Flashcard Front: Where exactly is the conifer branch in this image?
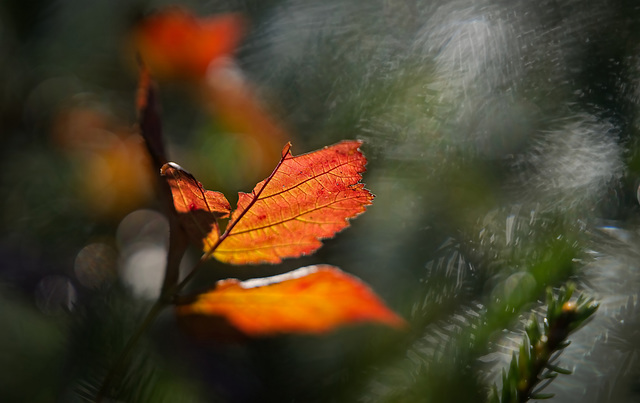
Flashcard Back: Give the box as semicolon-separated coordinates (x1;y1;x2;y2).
489;284;598;403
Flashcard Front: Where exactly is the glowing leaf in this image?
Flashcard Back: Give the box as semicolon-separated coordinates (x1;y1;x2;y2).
177;265;405;336
218;140;373;264
161;162;231;251
161;141;373;264
134;8;245;79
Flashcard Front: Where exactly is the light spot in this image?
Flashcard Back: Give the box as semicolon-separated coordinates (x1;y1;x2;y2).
74;242;117;288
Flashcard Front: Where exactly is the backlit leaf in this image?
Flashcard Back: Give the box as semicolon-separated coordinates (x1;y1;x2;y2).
133;8;245;79
177;265;406;335
161;141;373;264
161;162;231;251
219;140;373;263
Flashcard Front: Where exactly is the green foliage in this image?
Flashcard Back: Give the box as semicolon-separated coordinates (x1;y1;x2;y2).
63;285;207;402
0;286;66;402
489;285;599;403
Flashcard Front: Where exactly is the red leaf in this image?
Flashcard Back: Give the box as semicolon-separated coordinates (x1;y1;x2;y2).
177;265;406;336
133;8;245;79
214;141;373;264
161;141;374;264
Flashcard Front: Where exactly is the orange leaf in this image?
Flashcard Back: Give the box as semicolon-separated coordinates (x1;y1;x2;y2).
133;8;245;79
177;265;405;336
161;141;373;264
204;62;291;176
215;140;373;264
161;162;231;251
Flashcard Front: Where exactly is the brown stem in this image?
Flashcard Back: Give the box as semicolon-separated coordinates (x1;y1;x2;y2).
96;69;288;402
96;67;185;402
161;218;189;298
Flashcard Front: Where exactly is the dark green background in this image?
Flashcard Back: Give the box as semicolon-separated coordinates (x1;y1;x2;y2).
2;0;640;402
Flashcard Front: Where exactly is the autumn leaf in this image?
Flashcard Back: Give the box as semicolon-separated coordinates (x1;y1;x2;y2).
204;62;291;177
133;8;291;178
177;265;405;336
160;162;231;251
53;106;154;218
133;8;245;79
161;141;374;264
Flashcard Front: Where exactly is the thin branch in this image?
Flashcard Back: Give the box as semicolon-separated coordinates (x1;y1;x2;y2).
96;66;186;402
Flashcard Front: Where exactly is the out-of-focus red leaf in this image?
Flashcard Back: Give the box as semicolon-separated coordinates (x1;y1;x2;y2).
161;141;374;264
133;8;245;79
52;106;154;218
133;8;291;178
161;163;231;251
204;62;291;175
177;265;406;336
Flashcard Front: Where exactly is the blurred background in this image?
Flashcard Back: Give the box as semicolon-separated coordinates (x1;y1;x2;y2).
2;0;640;402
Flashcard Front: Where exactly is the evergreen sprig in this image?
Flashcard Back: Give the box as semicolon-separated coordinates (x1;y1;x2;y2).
490;284;599;403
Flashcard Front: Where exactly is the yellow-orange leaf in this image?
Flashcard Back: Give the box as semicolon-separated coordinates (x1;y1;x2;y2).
161;162;231;250
177;265;405;336
213;140;374;264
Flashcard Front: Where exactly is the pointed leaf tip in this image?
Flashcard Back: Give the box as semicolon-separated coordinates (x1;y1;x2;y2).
281;142;292;158
177;265;406;336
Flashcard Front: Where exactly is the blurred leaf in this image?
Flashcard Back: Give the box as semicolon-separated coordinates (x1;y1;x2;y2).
133;8;245;80
204;62;292;176
136;66;167;167
177;265;405;336
52;105;155;218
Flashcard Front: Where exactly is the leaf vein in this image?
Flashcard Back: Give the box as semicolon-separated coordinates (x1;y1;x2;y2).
227;194;370;236
258;158;362;200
